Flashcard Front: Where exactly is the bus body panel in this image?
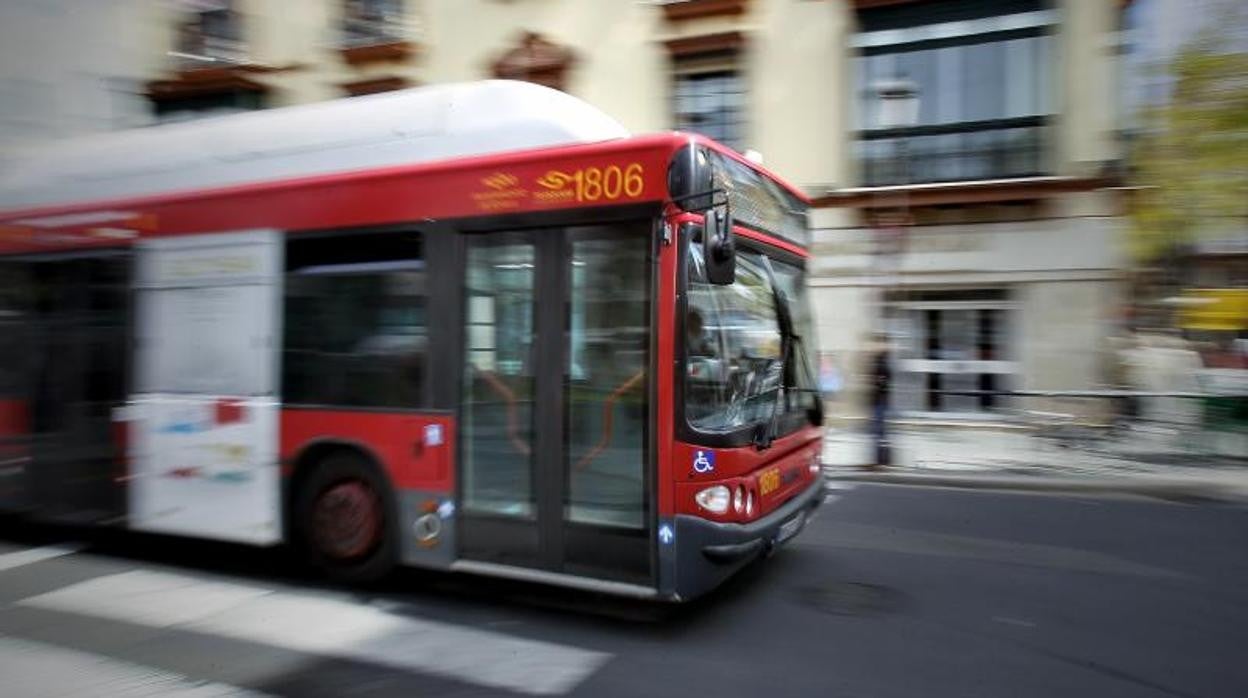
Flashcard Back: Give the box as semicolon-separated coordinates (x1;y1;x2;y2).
280;409;455;493
0;137;681;255
673;429;822;521
0;398;30;511
671;475;824;601
127;395;281;544
126;229;283;544
0;399;30;436
654;217;679;597
279;408;459;568
0;81;633;212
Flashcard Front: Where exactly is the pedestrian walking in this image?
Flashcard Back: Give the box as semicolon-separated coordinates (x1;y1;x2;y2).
867;334;891;468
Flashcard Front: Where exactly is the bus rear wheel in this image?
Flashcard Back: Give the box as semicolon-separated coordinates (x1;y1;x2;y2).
294;451;397;582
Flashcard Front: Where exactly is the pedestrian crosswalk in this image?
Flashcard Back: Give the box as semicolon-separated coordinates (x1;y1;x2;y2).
0;635;267;698
0;544;611;697
0;544;83;573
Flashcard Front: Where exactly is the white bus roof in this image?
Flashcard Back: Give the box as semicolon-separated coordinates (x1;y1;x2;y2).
0;80;630;212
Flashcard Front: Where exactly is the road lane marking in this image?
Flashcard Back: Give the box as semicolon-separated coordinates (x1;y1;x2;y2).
822;482;856;504
0;544;82;573
810;522;1191;580
992;616;1037;628
0;634;268;697
19;570;609;695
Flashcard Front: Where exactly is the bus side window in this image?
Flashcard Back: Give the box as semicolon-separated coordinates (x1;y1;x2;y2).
283;231;429;409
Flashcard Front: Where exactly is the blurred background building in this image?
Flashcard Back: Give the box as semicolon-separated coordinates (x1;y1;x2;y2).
1;0;1240;427
0;0;152;157
810;0;1125;421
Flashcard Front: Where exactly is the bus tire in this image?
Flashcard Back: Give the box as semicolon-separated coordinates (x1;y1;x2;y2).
293;449;397;583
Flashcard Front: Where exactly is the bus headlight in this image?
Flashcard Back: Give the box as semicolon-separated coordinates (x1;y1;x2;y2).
732;485;745;514
746;490;755;516
695;485;731;514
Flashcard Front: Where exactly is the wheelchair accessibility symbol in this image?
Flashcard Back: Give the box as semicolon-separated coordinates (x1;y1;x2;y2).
692;449;716;474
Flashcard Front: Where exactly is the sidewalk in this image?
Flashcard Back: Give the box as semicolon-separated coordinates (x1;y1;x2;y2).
822;422;1248;502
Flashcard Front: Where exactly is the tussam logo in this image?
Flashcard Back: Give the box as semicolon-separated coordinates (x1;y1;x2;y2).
482;173;519;190
536;170;574;190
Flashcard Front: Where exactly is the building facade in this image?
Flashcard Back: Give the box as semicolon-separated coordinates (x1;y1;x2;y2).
810;0;1127;419
0;0;153;159
2;0;1130;420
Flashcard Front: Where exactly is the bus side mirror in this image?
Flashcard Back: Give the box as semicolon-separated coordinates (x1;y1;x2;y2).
669;144;715;212
703;207;735;285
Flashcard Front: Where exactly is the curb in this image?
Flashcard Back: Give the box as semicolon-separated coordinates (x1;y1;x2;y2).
825;469;1248;503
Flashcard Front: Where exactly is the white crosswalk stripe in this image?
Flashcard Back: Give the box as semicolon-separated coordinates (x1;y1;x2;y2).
0;544;82;573
19;570;610;696
0;634;268;698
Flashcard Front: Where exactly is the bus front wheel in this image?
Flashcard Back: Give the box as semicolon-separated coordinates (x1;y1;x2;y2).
294;450;397;582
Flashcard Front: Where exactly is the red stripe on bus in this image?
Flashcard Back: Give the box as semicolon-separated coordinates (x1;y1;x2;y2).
0;137;683;253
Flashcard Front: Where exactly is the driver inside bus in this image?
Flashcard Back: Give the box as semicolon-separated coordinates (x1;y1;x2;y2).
686;307;716;358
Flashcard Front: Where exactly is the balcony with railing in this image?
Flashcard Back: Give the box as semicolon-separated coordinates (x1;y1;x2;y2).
149;2;266;121
859;116;1051;186
341;12;403;47
853;1;1056;187
338;0;415;65
657;0;750;21
170;4;247;70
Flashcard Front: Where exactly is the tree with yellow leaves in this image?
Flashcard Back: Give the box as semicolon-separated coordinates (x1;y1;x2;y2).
1128;21;1248;265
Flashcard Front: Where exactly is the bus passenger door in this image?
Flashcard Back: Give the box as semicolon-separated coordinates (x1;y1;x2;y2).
0;255;130;523
459;232;542;565
0;261;34;513
458;223;653;586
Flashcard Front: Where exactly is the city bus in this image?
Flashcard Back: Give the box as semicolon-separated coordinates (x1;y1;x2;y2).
0;81;825;601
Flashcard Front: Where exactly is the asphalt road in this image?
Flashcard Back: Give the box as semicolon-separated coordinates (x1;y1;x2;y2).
1;482;1246;698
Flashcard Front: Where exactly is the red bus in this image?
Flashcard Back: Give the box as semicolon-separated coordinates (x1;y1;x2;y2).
0;81;825;601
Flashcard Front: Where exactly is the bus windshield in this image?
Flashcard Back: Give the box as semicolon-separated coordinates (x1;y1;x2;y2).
684;241;819;435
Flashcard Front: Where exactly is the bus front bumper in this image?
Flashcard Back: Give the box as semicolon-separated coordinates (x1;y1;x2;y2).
671;475;825;600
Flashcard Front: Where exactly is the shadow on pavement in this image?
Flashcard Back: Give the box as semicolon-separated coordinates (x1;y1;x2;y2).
0;514;810;631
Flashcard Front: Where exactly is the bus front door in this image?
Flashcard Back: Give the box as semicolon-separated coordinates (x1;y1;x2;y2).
457;223;653;587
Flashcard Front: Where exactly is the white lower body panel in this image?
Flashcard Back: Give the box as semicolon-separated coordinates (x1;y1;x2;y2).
126;394;280;545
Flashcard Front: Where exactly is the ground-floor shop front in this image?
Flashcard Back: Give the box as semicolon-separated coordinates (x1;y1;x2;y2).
808;213;1125;423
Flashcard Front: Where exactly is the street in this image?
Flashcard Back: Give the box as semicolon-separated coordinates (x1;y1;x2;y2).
2;482;1247;698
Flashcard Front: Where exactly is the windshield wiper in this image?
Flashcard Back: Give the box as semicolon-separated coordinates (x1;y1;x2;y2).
754;278;823;451
755;287;795;450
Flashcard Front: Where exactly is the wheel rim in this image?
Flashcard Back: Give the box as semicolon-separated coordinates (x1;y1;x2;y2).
311;480;382;561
